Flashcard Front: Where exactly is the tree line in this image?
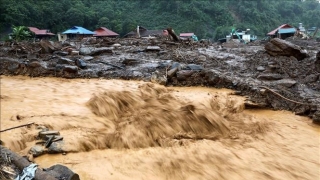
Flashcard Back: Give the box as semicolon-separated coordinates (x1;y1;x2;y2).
0;0;319;40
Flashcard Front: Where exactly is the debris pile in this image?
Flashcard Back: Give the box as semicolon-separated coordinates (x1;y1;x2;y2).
0;122;78;180
0;151;17;180
29;127;64;157
265;38;308;60
1;145;79;180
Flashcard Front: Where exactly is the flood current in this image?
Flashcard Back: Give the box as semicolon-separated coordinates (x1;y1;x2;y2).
1;75;319;180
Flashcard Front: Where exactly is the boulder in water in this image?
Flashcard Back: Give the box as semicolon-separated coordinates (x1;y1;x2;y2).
167;67;178;78
30;145;46;157
150;70;167;85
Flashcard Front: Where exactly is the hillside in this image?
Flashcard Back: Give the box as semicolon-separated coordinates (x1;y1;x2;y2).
0;0;319;40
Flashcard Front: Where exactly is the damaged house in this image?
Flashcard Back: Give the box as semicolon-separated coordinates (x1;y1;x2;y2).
93;27;119;38
62;26;95;39
28;27;55;39
124;26;167;38
180;32;198;41
267;24;296;39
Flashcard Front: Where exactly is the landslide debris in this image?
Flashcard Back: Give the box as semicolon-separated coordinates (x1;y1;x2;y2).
0;37;319;123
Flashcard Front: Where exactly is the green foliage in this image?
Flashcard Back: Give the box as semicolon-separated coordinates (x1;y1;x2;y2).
11;25;31;41
1;0;320;40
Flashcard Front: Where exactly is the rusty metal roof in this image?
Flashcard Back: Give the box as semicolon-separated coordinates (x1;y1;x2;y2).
267;24;294;35
180;33;194;37
28;27;55;35
93;27;119;37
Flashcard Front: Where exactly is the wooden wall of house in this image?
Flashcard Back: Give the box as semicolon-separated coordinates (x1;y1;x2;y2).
278;33;294;39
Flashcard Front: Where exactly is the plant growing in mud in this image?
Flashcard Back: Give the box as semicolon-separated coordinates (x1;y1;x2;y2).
10;25;31;41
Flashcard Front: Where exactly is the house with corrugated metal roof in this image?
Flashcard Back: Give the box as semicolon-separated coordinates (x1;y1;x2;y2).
180;33;194;39
28;27;55;39
267;24;296;39
124;26;167;38
93;27;119;38
180;33;198;41
62;26;95;39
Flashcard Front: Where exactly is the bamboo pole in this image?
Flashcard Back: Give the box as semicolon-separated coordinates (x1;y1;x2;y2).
0;122;35;133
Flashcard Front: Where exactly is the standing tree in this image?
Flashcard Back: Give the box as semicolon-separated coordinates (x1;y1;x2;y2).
11;25;31;41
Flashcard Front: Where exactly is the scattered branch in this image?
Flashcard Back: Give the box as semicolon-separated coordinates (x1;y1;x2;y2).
259;86;315;106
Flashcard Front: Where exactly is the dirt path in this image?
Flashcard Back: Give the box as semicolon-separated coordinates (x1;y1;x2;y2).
1;75;319;180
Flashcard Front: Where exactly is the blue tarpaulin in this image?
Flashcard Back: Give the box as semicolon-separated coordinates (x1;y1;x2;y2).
278;28;296;34
62;26;95;34
15;163;38;180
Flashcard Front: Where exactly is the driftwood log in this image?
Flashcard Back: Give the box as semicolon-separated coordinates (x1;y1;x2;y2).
0;145;80;180
167;28;180;42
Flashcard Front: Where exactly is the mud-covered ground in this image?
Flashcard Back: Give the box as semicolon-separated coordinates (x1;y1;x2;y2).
0;37;319;123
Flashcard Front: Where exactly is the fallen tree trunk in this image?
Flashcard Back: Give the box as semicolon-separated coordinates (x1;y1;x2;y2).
0;145;57;180
167;28;180;42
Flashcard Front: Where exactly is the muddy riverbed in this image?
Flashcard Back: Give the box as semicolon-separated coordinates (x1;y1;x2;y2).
1;75;319;180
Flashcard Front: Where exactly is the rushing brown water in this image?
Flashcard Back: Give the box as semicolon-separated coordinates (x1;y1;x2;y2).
1;75;319;180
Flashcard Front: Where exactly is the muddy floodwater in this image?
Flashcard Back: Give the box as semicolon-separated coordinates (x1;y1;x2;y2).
1;75;320;180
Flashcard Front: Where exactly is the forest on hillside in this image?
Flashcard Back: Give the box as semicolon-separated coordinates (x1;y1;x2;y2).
0;0;320;40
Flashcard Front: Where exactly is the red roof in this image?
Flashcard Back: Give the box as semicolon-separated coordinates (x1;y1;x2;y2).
28;27;55;36
180;33;194;37
93;27;119;37
267;24;294;35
